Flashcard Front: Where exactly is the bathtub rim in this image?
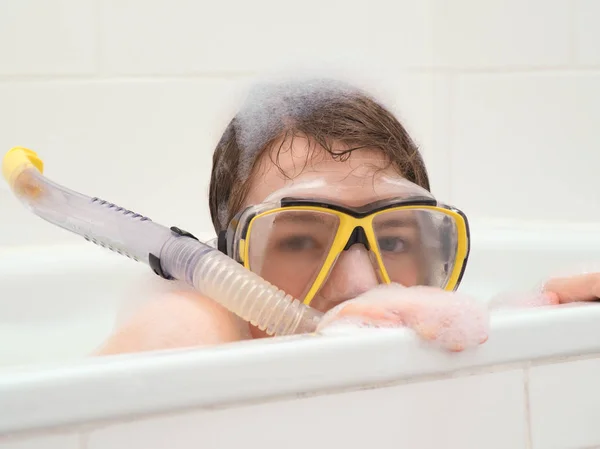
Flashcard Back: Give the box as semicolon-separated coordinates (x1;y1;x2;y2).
2;303;600;435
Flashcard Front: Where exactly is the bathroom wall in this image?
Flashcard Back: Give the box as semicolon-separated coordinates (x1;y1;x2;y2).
2;4;600;448
1;0;599;249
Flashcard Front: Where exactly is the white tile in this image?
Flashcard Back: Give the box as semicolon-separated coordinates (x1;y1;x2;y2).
0;433;79;449
98;0;432;75
432;0;571;68
428;75;452;200
371;74;448;197
384;75;434;152
88;369;527;449
575;0;600;66
529;357;600;449
392;73;451;199
450;74;600;222
0;78;250;247
0;0;96;75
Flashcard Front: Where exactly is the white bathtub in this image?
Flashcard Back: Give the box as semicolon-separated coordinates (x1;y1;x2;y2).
2;222;600;449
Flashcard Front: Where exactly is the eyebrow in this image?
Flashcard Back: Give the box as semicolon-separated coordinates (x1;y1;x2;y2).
374;217;418;230
273;213;330;225
271;209;420;229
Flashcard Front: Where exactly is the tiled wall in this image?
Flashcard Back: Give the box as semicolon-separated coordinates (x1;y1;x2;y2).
1;0;599;248
3;355;600;449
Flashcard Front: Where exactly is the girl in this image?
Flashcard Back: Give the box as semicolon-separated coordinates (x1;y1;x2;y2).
97;78;599;355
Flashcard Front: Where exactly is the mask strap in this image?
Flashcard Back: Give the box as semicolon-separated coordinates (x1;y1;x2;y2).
218;230;228;254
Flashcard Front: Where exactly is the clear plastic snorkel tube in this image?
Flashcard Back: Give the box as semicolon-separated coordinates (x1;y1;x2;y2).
2;147;323;336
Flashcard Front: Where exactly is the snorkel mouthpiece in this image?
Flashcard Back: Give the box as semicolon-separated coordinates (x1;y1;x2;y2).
2;147;323;336
2;147;44;193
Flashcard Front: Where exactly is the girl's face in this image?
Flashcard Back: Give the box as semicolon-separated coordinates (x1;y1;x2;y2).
243;136;421;315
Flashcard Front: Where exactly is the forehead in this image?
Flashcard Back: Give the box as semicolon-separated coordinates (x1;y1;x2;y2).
244;135;425;207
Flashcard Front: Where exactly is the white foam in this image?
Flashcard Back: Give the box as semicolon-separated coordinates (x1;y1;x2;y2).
233;78;359;182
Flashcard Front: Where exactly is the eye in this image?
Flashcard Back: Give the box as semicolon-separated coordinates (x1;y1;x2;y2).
377;236;408;253
278;235;318;252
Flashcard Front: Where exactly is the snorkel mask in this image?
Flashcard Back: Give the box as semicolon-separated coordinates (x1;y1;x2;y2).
218;175;471;308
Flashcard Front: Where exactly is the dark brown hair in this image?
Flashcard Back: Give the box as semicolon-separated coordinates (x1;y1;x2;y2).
209;79;430;233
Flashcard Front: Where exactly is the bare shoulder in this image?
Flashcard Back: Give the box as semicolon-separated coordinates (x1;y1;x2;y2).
95;289;252;356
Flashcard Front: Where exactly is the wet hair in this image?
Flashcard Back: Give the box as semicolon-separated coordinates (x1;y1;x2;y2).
209;78;430;233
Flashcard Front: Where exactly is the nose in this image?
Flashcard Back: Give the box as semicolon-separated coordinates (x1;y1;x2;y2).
318;244;379;302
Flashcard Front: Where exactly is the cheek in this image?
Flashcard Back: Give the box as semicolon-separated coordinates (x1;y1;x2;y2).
396;263;420;286
259;258;315;299
380;254;422;287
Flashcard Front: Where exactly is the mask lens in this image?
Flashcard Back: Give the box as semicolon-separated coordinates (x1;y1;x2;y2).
246;209;340;300
372;208;460;289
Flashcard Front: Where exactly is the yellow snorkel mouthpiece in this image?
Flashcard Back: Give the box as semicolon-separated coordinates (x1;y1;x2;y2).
2;146;323;337
2;147;44;189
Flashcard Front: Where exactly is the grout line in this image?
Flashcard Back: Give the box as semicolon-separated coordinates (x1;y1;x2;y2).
528;351;600;367
403;66;600;74
523;365;534;449
0;427;82;445
79;431;90;449
0;72;259;83
3;67;600;84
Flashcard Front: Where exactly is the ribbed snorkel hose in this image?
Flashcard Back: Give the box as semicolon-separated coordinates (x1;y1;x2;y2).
2;147;323;336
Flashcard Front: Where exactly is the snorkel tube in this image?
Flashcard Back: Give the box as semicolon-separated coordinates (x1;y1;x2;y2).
2;147;323;336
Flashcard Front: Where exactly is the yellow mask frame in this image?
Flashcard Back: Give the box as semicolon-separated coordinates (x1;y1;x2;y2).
218;197;470;306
